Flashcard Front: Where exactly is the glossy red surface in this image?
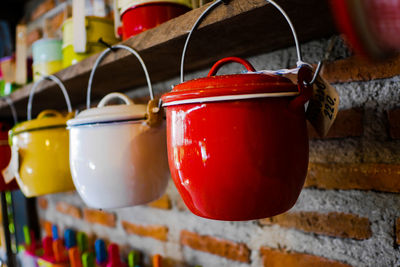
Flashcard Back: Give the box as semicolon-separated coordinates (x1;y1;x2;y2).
121;3;190;40
163;57;299;104
163;58;312;220
0;123;19;191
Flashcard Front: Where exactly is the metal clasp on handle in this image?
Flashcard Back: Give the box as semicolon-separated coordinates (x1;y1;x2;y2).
27;74;72;121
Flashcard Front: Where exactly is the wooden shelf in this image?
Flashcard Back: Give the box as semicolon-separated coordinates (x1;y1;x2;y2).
0;0;336;118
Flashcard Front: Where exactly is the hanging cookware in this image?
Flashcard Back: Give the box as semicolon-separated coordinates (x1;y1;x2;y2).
6;75;75;197
115;0;191;40
161;0;314;221
32;38;63;81
62;0;119;68
0;97;19;191
330;0;400;59
67;44;168;209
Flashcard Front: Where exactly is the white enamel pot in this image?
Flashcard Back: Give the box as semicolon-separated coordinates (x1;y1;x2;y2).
67;45;169;209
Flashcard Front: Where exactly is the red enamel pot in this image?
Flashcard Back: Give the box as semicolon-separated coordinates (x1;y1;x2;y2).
121;2;190;40
162;57;313;221
0;122;19;191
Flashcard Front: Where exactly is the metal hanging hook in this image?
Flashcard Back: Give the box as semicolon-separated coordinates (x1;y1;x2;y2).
304;36;339;86
98;38;117;52
306;61;323;86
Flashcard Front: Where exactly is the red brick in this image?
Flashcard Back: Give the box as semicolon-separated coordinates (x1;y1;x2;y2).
37;197;48;210
121;221;168;241
180;230;250;263
175;195;188;212
44;10;67;37
306;163;400;193
260;247;352;267
308;108;363;139
83;209;116;227
56;202;82;219
148;194;172;210
388;109;400;139
396;218;400;245
159;258;186;267
260;211;371;240
26;29;42;47
31;0;56;21
322;55;400;83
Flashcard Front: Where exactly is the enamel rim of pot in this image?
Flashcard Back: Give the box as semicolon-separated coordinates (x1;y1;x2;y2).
67;44;155;128
118;0;192;15
66;92;147;127
162;57;302;107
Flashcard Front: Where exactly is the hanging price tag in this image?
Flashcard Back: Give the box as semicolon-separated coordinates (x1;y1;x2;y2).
260;65;339;137
306;73;339;137
2;144;18;183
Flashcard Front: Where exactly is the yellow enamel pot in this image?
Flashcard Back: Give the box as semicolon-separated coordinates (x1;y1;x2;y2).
33;61;63;81
7;75;75;197
62;16;119;68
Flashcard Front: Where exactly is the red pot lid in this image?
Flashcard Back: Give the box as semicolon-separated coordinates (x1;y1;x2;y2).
162;57;299;106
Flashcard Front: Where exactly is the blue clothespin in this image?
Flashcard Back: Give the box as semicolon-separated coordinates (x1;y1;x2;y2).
52;225;59;240
95;239;107;264
64;229;77;249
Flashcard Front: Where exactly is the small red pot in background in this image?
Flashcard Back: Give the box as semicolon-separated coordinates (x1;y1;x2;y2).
119;1;191;40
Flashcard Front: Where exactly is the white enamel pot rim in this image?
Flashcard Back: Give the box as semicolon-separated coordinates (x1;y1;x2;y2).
67;92;148;127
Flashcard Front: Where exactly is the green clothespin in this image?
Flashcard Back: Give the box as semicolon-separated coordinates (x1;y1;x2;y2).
82;251;95;267
77;232;88;253
128;251;140;267
23;225;30;246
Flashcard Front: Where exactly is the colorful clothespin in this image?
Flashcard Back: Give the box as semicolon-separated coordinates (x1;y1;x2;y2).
106;243;121;267
128;251;140;267
95;239;107;267
52;225;59;240
42;236;54;259
152;254;162;267
44;221;53;238
82;251;95;267
69;247;83;267
64;229;77;249
77;232;89;253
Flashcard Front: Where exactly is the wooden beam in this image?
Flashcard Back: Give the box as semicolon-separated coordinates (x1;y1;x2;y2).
0;0;336;118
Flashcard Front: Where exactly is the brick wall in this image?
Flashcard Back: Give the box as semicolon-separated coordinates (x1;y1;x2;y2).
38;38;400;266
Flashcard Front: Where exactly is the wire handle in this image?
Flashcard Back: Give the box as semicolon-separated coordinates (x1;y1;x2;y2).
87;44;154;109
2;97;18;125
180;0;304;83
97;92;134;107
27;74;72;121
